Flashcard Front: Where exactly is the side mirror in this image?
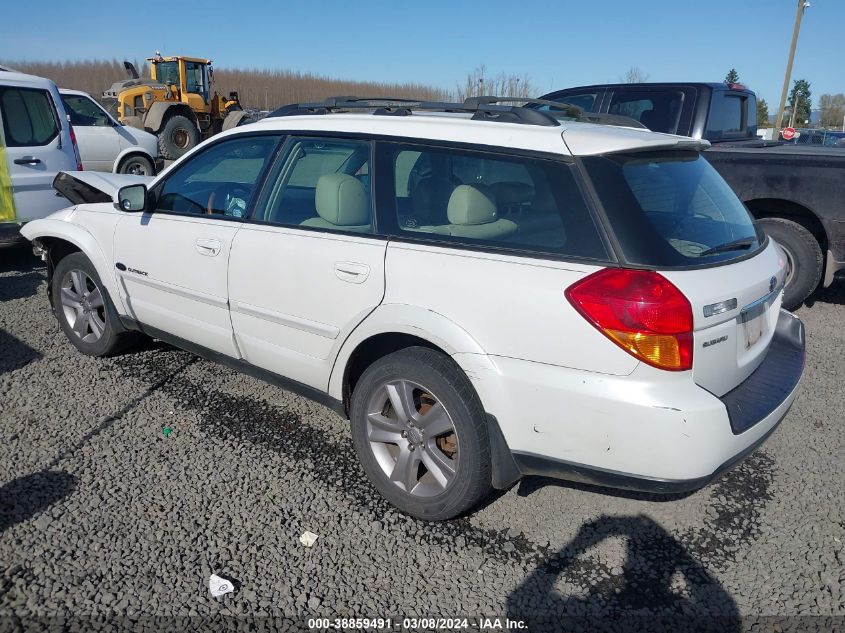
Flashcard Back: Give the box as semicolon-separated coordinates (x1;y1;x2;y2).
116;184;148;212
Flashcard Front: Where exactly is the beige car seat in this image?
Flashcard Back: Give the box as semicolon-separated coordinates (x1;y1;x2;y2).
441;184;518;239
301;173;371;233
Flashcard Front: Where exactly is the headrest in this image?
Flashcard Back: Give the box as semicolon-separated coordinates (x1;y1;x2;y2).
315;173;370;226
412;176;453;224
447;184;498;226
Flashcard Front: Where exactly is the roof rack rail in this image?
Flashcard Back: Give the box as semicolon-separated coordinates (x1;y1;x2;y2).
268;95;647;129
465;96;647;129
268;96;561;127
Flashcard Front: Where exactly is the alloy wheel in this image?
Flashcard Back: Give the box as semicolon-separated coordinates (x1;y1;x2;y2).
60;270;106;343
365;379;459;497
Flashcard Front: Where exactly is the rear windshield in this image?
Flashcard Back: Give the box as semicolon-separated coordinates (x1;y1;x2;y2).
583;151;763;267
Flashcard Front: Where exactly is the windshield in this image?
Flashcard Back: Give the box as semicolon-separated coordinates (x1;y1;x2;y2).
61;94;112;127
155;61;179;86
582;151;763;267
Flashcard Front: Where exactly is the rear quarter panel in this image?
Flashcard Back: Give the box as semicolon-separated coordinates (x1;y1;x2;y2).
382;242;639;375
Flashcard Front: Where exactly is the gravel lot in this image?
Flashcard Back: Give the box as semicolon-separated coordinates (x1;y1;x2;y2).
0;248;842;632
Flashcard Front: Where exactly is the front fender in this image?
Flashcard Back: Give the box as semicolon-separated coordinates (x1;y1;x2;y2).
327;302;489;401
20;218;122;312
144;102;194;133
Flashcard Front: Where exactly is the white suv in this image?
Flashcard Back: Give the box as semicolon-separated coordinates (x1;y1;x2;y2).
22;97;805;520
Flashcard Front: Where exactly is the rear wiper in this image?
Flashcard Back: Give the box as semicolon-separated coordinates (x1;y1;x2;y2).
700;238;756;256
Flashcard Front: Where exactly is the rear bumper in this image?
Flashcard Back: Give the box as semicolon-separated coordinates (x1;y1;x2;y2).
511;417;785;494
465;309;805;493
722;309;805;434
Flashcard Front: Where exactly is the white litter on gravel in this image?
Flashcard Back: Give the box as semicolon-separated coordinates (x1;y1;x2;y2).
299;531;319;547
209;574;235;597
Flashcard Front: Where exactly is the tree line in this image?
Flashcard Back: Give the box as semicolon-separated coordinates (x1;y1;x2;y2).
0;59;448;109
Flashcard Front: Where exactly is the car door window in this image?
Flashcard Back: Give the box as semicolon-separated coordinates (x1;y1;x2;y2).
0;87;59;147
254;137;373;234
152;135;279;218
61;95;111;127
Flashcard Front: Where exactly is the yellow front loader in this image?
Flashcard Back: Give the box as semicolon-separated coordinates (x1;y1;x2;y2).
103;54;253;160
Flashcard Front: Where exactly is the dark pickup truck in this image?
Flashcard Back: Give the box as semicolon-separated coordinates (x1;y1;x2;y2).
537;82;845;308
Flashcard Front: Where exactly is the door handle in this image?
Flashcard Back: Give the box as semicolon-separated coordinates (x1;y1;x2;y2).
334;262;370;284
195;238;222;256
14;157;41;165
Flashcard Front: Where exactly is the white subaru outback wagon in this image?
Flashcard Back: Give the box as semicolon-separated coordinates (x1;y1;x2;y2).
22;97;805;520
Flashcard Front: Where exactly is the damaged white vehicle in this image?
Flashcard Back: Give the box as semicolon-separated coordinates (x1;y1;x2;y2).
22;97;805;520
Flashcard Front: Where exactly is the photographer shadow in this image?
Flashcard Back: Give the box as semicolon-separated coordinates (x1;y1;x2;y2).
0;471;77;533
506;514;740;633
0;328;42;375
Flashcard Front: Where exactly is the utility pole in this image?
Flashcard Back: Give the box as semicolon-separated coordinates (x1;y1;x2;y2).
790;94;800;128
774;0;810;136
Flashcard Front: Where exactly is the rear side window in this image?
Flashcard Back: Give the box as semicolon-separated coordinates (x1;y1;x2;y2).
608;90;685;134
583;151;762;267
0;87;59;147
705;93;755;140
378;143;607;260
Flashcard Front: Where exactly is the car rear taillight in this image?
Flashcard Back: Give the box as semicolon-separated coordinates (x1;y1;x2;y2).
565;269;693;371
68;124;83;171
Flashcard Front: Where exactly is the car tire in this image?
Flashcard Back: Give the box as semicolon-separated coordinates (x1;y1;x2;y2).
157;115;199;160
349;346;492;520
757;217;823;309
51;252;139;356
117;155;155;176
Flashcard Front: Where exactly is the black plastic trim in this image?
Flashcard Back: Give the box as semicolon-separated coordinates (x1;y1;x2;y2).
485;414;522;490
720;310;806;434
512;414;786;495
0;222;24;246
118;317;346;417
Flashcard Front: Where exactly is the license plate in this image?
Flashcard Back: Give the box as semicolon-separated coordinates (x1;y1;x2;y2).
739;298;770;349
742;312;766;348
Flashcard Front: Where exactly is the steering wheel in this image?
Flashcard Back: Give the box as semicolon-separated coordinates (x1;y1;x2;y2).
158;192;205;215
206;183;251;217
